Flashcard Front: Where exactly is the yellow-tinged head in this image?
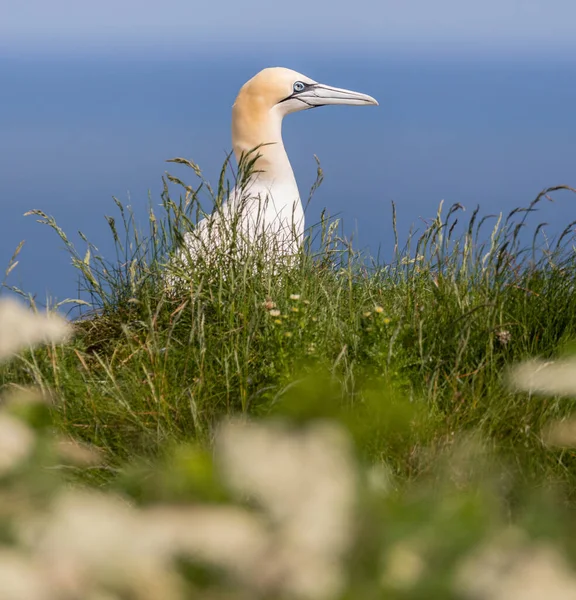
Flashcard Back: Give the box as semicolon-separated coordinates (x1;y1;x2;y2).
232;67;378;163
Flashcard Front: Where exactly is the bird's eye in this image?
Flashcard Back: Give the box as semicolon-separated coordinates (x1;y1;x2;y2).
293;81;306;93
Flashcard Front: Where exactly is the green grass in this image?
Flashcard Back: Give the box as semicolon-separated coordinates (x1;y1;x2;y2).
2;155;576;597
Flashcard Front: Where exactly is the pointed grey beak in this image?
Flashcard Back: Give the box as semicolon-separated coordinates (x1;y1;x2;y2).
296;83;378;107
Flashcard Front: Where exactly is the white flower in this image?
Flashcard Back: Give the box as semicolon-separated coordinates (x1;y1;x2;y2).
456;532;576;600
0;414;35;475
0;550;51;600
495;329;512;346
0;298;71;362
509;358;576;397
55;438;103;466
216;420;357;599
33;491;146;594
382;542;425;589
541;418;576;448
142;505;269;579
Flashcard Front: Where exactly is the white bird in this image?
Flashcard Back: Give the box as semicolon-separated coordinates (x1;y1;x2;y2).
176;67;378;267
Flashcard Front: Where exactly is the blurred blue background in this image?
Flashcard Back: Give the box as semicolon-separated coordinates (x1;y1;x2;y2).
1;0;575;306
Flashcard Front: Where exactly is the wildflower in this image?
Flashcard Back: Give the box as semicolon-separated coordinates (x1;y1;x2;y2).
303;300;310;305
496;329;511;346
383;542;425;589
374;305;384;314
383;317;392;325
56;438;103;466
0;414;34;475
400;254;424;266
216;420;357;599
0;298;71;362
269;309;281;318
363;311;372;318
284;332;293;338
289;294;301;301
455;532;576;600
144;505;269;585
35;490;145;592
263;298;276;310
508;358;576;397
0;551;47;600
274;319;282;325
291;307;299;313
542;418;576;447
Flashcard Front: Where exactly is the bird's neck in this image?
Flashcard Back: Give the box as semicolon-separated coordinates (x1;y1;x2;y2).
232;103;295;185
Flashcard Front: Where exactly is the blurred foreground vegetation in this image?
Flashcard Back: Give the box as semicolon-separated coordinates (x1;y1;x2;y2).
1;158;576;598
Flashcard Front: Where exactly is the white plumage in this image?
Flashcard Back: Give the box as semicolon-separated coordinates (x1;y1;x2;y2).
177;67;378;266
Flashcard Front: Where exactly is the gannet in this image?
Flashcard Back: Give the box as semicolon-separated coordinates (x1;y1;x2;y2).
176;67;378;267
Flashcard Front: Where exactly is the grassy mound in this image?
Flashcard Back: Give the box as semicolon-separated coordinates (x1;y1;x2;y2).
1;155;576;598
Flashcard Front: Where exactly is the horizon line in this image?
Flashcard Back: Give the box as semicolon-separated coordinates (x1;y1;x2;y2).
2;38;576;63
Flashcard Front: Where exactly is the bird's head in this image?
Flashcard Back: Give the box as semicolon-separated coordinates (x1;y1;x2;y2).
231;67;378;171
234;67;378;117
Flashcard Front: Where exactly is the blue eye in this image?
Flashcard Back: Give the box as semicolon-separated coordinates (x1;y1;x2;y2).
293;81;306;92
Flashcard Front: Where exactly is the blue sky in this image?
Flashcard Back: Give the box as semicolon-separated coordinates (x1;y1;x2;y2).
3;0;576;59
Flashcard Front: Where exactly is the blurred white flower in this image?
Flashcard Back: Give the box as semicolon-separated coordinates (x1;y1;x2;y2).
33;491;157;596
456;532;576;600
0;298;71;362
366;463;394;494
0;550;52;600
382;542;426;589
216;420;357;599
0;414;35;475
143;505;269;579
541;418;576;448
0;395;361;599
55;438;103;466
31;491;269;599
509;358;576;397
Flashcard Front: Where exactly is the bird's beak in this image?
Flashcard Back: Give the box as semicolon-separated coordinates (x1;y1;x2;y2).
295;83;378;107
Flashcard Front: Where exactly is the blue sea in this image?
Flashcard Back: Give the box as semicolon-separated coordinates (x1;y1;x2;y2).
1;54;575;305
